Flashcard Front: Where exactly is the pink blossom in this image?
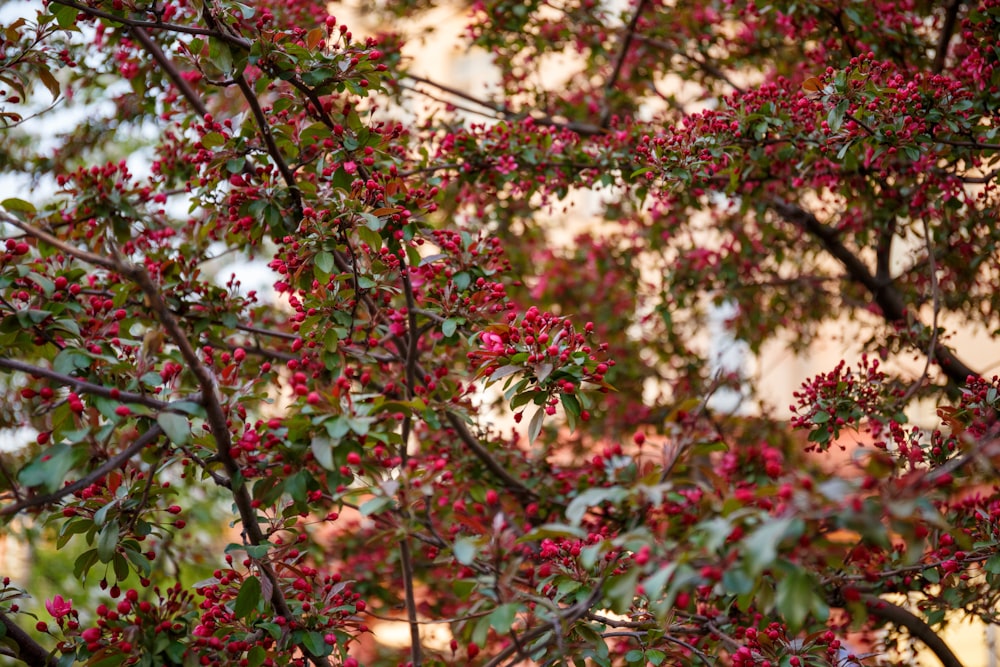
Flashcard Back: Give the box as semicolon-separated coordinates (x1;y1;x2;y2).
480;332;505;353
45;595;73;619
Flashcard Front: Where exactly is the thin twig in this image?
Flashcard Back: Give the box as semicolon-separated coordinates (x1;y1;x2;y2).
633;35;744;93
9;214;311;660
898;217;940;404
601;0;650;127
0;424;163;517
232;72;304;221
482;580;605;667
404;73;604;136
397;254;424;667
47;0;250;48
662;634;714;667
769;198;979;387
0;357;169;410
129;26;210;118
0;612;56;667
444;412;538;504
864;595;965;667
933;0;964;74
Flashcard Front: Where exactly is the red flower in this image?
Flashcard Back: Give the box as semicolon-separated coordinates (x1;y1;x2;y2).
45;595;73;619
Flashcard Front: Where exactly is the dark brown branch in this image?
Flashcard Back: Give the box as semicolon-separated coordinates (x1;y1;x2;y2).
1;214;118;272
6;216;310;659
0;612;56;667
482;582;604;667
864;595;964;667
396;254;423;667
958;165;1000;184
898;217;940;403
933;0;964;74
444;412;538;504
813;6;859;59
404;73;605;136
194;4;303;222
769;199;978;387
47;0;250;48
231;74;303;220
0;357;168;410
124;264;297;615
129;26;210;118
874;219;895;285
0;425;164;517
601;0;650;128
937;139;1000;150
633;35;744;94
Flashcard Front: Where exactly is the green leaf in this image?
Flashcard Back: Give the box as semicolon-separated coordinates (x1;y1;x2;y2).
518;523;588;542
18;443;83;492
311;436;334;470
234;575;262;620
985;554;1000;574
566;487;628;525
442;317;459;337
96;521;120;563
527;407;545;444
73;548;99;579
315;251;335;275
359;496;393;516
488;603;519;634
743;517;795;577
247;645;266;667
722;568;754;595
607;568;640;613
452;579;476;599
52;349;90;375
157;412;190;445
1;198;36;214
201;132;226;149
646;649;666;666
208;37;235;75
49;3;78;28
123;547;151;578
828;99;849;133
299;630;331;657
453;535;479;565
488;365;522;384
453;271;471;291
775;567;825;631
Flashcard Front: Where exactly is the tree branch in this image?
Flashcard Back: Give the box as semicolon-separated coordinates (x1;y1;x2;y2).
933;0;964;74
633;35;744;94
128;26;210;118
1;213;119;272
482;581;603;667
397;255;423;667
403;73;605;136
0;612;56;667
0;357;168;410
444;412;538;504
897;216;940;403
601;0;650;127
864;595;965;667
0;424;164;517
769;199;979;387
232;72;304;220
47;0;250;49
6;217;322;664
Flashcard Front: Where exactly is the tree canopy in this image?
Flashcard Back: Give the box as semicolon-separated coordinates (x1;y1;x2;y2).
1;0;1000;665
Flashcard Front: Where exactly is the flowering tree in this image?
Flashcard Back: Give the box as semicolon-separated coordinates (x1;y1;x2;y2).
1;0;1000;665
